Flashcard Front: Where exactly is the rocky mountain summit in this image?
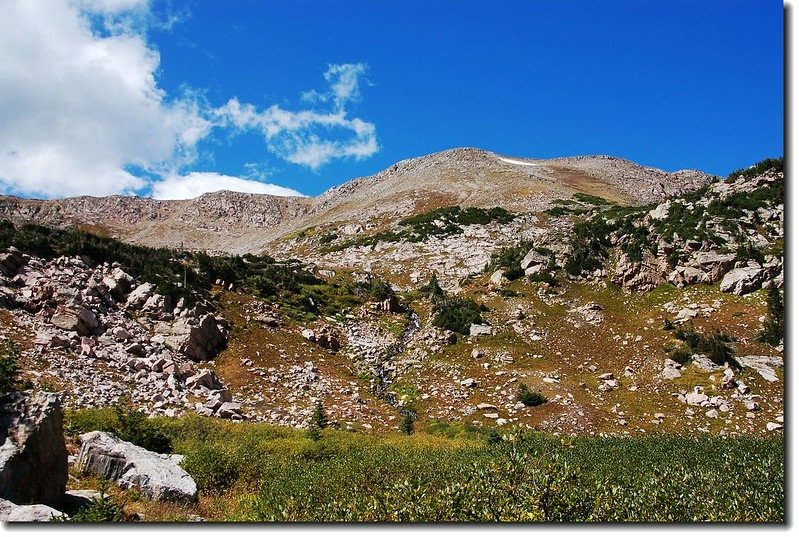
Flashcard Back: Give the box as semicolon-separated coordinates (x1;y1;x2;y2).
0;148;714;254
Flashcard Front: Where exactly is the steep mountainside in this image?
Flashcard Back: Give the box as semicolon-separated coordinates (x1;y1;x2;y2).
0;148;713;254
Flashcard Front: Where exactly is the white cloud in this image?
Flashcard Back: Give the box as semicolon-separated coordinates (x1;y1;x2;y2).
151;172;305;200
214;63;379;170
0;0;210;198
324;63;367;109
0;1;377;199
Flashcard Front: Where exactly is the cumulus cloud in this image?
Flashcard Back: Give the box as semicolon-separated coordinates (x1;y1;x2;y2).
0;0;210;198
152;172;305;200
0;1;377;199
215;63;379;170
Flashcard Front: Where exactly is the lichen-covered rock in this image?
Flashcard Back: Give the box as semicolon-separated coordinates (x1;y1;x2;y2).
77;431;197;503
0;391;68;507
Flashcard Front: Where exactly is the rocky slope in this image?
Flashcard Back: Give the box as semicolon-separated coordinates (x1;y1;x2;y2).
0;148;714;254
0;155;784;440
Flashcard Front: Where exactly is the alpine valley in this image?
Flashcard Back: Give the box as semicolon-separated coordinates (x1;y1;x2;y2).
0;148;784;522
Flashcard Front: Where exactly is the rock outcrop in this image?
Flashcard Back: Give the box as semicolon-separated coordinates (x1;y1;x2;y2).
156;314;227;362
0;391;68;507
77;431;198;503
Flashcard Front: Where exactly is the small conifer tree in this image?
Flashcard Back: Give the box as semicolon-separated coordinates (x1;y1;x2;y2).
311;401;328;430
400;412;415;435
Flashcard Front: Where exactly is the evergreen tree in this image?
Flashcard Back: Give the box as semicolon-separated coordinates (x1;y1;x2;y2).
758;287;784;345
310;401;328;430
400;412;415;435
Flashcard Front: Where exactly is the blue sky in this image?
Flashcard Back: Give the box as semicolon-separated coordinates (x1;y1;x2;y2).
0;0;784;199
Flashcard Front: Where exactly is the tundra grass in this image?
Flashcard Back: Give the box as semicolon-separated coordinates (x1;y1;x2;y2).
65;411;784;522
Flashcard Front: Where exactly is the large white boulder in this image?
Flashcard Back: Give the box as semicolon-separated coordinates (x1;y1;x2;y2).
720;267;766;295
77;431;197;503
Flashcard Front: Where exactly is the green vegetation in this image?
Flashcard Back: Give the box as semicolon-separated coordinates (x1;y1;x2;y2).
307;401;329;440
727;157;783;182
59;408;785;522
485;240;535;274
56;482;125;522
673;325;738;368
60;410;784;522
0;220;200;304
64;398;173;454
400;412;416;435
758;288;784;346
0;338;22;395
564;217;613;276
0;218;404;322
572;192;612;206
323;206;514;252
431;296;485;335
417;275;485;335
109;398;173;454
517;383;547;407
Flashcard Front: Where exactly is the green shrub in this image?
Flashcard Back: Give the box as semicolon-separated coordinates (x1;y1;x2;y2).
110;398;172;454
703;330;736;367
727;157;783;182
0;339;21;395
431;296;485;335
503;266;525;281
758;288;784;346
182;443;240;492
517;383;547;407
528;271;560;286
674;325;737;368
419;274;446;301
57;482;124;522
486;240;535;273
311;401;329;431
400;413;415;435
669;348;693;366
572;192;612;206
735;243;766;266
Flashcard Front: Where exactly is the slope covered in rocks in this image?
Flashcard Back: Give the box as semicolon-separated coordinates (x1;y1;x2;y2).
0;157;784;439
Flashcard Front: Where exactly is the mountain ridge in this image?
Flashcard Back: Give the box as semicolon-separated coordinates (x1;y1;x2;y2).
0;147;716;254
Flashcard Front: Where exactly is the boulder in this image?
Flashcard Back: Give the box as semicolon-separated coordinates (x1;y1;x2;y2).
469;324;493;336
4;502;65;522
489;270;506;285
125;282;156;310
77;431;197;503
720;267;767;295
216;402;243;420
185;369;223;391
301;328;316;341
736;355;782;382
0;391;68;507
648;202;671;221
50;305;99;336
661;360;682;380
687;251;737;281
158;314;226;362
0;247;26;277
685;392;709;406
0;498;18;520
520;249;548;270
